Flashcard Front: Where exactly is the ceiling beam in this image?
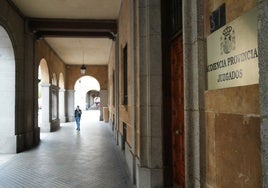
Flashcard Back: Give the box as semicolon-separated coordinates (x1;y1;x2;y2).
35;31;116;40
28;18;117;39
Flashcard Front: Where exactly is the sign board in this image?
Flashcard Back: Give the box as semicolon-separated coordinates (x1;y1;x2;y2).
207;7;258;90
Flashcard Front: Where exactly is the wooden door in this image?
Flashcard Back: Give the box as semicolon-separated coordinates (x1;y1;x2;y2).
170;34;185;188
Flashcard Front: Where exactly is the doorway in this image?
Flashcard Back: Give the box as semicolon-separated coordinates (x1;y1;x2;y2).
170;34;185;187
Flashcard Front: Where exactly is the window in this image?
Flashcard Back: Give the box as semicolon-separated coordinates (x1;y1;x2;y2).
113;70;115;106
168;0;182;37
122;122;127;150
210;3;226;33
123;45;128;105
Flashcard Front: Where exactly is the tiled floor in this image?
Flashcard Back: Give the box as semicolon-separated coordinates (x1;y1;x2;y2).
0;110;133;188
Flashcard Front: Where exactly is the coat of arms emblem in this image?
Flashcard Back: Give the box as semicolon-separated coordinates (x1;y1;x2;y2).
220;26;236;54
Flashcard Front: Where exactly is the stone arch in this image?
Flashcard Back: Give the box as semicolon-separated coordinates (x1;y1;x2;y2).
74;76;100;110
86;90;100;109
58;72;65;122
0;25;16;153
52;72;57;86
66;65;107;90
38;59;52;132
38;58;49;117
39;58;50;84
50;73;59;122
59;72;64;89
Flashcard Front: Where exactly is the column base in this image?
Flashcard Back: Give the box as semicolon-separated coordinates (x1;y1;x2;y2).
125;143;136;184
51;118;60;132
136;160;164;188
40;122;51;132
40;119;60;132
59;116;67;123
66;115;74;122
16;127;40;153
0;135;16;154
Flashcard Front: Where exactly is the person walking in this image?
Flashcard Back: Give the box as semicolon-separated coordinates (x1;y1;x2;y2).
74;105;82;131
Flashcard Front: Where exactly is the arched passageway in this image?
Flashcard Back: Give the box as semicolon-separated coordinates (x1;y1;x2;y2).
38;59;51;132
86;90;100;110
39;59;50;83
51;72;58;121
0;26;16;153
74;76;100;110
58;73;66;122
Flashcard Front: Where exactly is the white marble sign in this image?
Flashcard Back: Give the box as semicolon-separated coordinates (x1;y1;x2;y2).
207;7;258;90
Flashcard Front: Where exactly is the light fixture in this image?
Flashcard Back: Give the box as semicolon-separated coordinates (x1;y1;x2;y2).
80;64;86;74
80;46;86;74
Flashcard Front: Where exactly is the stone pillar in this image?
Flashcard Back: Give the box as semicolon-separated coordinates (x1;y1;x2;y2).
50;85;60;131
258;1;268;187
183;0;206;187
136;0;164;187
40;83;51;132
99;90;108;121
59;89;66;123
129;0;137;184
66;90;75;122
115;36;120;143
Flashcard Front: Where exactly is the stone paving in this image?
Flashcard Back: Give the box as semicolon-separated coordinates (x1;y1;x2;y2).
0;110;133;188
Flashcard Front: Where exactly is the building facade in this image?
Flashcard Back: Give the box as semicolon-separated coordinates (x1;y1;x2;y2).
0;0;268;187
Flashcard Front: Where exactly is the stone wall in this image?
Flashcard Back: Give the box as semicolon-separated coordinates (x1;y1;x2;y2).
118;0;133;147
36;40;108;91
65;65;108;90
36;35;108;124
204;0;261;187
204;0;257;36
205;85;261;188
36;40;66;88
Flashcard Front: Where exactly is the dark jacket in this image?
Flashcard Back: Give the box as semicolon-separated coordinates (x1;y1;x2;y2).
74;109;82;117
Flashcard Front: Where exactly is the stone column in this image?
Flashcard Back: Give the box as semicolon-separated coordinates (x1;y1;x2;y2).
129;0;137;184
50;85;60;131
66;90;75;122
99;90;108;121
258;1;268;187
40;83;51;132
136;0;164;187
183;0;206;187
115;36;120;143
59;89;66;123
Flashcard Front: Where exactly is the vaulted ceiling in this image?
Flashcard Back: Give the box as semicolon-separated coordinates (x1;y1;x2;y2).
10;0;121;65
